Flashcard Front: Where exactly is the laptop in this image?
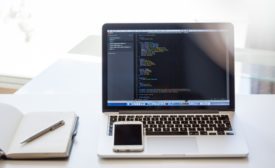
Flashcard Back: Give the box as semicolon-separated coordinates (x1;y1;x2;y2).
97;23;248;158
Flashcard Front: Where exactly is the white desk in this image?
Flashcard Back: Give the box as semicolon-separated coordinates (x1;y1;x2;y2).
0;94;275;168
2;51;275;167
15;54;101;95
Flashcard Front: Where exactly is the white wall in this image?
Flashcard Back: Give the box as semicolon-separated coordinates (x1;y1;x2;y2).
0;0;273;77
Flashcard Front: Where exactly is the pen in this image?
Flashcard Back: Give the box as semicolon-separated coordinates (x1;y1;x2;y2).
21;120;65;144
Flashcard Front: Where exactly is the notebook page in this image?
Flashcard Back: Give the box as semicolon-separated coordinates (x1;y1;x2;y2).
7;112;76;158
0;103;23;153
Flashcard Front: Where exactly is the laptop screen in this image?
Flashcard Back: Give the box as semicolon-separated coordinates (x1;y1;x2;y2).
102;23;234;111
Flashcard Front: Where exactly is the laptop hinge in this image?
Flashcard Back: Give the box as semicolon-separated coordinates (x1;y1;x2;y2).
118;110;220;115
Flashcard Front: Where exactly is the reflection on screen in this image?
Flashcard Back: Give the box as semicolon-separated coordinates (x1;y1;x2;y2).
107;29;231;107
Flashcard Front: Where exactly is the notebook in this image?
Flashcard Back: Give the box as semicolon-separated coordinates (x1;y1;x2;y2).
97;23;248;158
0;103;78;159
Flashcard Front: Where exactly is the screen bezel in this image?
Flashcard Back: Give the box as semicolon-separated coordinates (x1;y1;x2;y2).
102;23;235;112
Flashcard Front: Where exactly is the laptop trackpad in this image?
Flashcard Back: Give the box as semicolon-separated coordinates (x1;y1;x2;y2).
146;137;198;154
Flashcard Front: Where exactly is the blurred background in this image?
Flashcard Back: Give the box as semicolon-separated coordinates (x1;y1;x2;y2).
0;0;275;94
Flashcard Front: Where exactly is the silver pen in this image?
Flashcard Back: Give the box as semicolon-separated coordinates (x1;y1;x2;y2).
21;120;65;144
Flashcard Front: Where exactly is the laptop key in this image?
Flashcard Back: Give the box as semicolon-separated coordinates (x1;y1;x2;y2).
197;127;205;131
200;131;208;135
134;116;142;121
118;116;126;121
208;132;217;135
184;124;191;128
126;118;133;121
189;131;199;135
110;116;117;122
144;124;149;128
167;124;174;128
225;132;234;135
226;127;233;131
154;128;162;132
175;124;182;128
192;124;199;128
146;131;188;136
146;128;153;133
150;124;157;128
179;131;188;135
158;124;166;128
163;128;170;132
188;128;196;131
180;128;187;132
171;128;178;132
217;131;225;135
156;121;163;124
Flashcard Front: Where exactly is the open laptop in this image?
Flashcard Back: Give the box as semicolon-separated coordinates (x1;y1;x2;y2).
97;23;248;158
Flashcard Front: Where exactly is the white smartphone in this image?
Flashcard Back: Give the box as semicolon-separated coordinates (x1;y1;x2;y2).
113;121;144;152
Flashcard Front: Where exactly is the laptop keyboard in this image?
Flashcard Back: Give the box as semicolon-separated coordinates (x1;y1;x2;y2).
108;114;234;136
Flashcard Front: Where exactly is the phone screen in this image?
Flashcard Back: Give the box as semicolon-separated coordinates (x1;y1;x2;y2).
114;124;142;145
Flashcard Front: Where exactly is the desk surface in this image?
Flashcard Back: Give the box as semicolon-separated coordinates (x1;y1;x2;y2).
0;94;275;168
4;50;275;167
16;55;101;95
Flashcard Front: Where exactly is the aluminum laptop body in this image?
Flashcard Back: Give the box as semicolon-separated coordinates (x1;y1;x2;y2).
98;23;248;158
